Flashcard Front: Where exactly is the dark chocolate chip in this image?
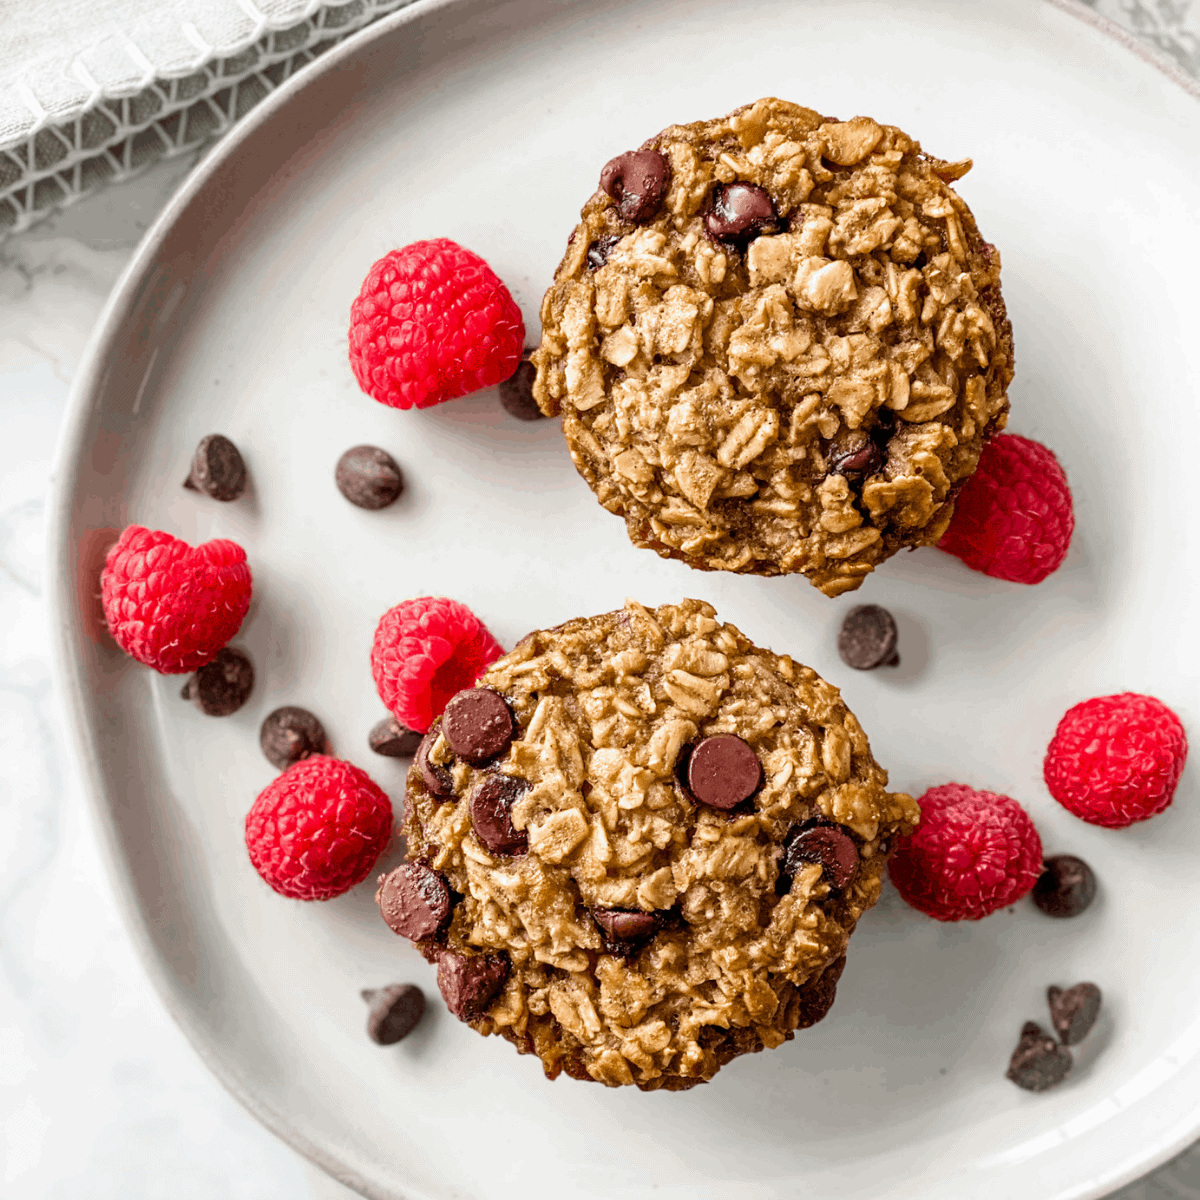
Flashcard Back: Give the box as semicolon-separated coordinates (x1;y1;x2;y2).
684;734;762;810
592;908;659;945
361;983;425;1045
183;434;246;501
416;725;454;799
1047;983;1102;1046
180;646;254;716
704;182;779;246
498;352;544;421
783;823;859;890
1032;855;1097;919
443;688;514;766
335;445;404;510
599;149;670;224
837;605;900;670
586;234;622;271
469;773;529;855
436;951;509;1020
829;440;884;479
369;716;422;758
1006;1021;1073;1092
259;706;326;770
376;862;452;941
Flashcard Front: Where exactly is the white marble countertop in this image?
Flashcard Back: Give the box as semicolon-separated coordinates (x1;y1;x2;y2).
3;4;1200;1188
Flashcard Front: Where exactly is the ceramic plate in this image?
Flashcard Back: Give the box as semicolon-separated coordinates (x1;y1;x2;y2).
47;1;1200;1197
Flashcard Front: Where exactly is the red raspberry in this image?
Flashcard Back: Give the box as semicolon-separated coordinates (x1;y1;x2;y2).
100;525;252;674
371;597;505;734
889;783;1043;921
245;755;393;900
1044;693;1188;828
938;433;1074;584
348;239;524;410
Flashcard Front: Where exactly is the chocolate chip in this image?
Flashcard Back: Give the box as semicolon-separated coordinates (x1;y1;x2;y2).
180;646;254;716
829;440;884;479
586;234;621;271
469;773;529;855
704;182;779;246
361;983;425;1044
416;724;454;799
498;352;544;421
783;822;859;890
837;605;900;670
376;862;452;941
369;717;422;758
1047;983;1102;1046
443;688;514;766
183;434;246;501
599;149;670;224
683;734;762;810
592;908;659;946
436;951;509;1020
259;706;326;770
1032;855;1097;918
335;445;404;510
1006;1021;1073;1092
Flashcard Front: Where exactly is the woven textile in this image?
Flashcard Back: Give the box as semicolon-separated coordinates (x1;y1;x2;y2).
0;0;416;238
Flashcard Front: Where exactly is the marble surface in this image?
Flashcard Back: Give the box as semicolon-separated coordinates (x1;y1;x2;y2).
3;4;1200;1191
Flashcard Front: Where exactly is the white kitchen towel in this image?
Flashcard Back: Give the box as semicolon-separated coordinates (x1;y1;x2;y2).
0;0;415;238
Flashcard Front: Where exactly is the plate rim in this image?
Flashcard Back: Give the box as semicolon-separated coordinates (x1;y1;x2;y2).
43;1;1200;1197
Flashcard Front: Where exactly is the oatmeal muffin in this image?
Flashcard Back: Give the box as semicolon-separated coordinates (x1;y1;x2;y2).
532;98;1013;595
377;599;918;1090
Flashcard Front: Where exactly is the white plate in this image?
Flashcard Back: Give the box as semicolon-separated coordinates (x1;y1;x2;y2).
47;1;1200;1197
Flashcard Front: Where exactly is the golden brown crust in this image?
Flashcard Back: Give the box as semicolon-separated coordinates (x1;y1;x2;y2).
533;98;1013;595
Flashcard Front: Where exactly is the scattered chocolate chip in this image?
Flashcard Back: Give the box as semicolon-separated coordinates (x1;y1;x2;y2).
1032;855;1097;918
704;182;779;246
1047;983;1102;1046
829;439;884;479
335;445;404;510
498;351;544;421
837;605;900;670
436;950;510;1019
376;862;452;941
599;149;670;224
362;983;426;1044
183;434;246;501
180;646;254;716
1006;1021;1073;1092
416;724;454;799
783;822;859;890
443;688;514;766
259;706;326;770
682;734;762;810
592;908;659;946
368;716;422;758
469;773;529;855
586;234;621;271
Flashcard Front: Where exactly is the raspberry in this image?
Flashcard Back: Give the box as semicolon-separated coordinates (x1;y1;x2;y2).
371;597;505;734
938;433;1074;584
888;783;1043;921
100;525;252;674
348;239;524;410
245;755;393;900
1044;693;1187;828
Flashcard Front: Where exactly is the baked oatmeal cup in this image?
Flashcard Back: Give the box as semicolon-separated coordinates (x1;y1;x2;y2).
532;97;1013;595
377;598;918;1090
